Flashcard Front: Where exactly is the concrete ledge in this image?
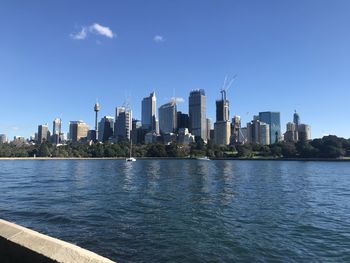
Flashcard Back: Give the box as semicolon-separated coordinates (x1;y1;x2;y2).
0;219;115;263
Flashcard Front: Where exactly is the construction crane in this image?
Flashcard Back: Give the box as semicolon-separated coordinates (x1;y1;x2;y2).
220;74;237;101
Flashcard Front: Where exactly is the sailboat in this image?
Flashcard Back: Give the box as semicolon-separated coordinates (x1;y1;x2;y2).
126;141;136;162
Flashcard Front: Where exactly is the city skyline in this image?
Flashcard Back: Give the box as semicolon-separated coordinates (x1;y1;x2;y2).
1;1;350;139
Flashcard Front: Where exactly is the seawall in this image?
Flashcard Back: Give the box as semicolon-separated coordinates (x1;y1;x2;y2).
0;219;115;263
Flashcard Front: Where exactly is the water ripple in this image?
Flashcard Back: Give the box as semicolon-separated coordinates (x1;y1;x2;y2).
1;160;350;262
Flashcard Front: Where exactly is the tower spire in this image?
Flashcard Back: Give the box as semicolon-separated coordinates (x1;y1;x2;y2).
94;101;100;141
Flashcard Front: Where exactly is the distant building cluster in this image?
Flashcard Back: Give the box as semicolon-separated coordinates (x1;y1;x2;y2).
0;86;311;146
284;111;311;142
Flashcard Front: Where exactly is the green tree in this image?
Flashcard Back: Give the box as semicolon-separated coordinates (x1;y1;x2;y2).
38;143;51;157
146;143;167;157
280;142;297;158
236;144;253;158
270;145;282;157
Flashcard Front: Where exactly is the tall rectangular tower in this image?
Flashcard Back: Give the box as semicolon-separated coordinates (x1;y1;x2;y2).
141;92;157;132
37;124;49;143
214;90;231;145
189;89;207;141
115;107;132;142
69;121;89;142
159;101;177;134
258;111;281;144
98;116;114;142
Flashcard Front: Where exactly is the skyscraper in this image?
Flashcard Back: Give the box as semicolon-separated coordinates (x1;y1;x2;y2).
115;107;132;142
98;116;114;142
0;134;7;144
177;111;189;130
37;124;49;143
284;111;311;142
284;122;298;142
189;89;207;141
69;121;89;142
298;124;311;141
159;100;177;134
131;119;144;144
246;119;270;145
206;118;212;141
231;115;241;144
214;89;231;145
293;110;300;127
216;90;230;122
52;118;62;144
259;111;281;144
142;92;157;132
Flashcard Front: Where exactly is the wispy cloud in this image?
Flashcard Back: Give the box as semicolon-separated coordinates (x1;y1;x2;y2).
153;35;165;43
71;27;87;40
71;23;116;40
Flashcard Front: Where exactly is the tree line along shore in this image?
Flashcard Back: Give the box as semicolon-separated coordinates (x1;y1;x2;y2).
0;135;349;160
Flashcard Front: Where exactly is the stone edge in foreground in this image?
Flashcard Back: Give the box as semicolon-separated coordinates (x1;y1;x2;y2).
0;219;115;263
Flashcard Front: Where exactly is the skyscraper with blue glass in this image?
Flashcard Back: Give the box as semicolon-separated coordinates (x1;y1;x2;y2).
258;111;281;144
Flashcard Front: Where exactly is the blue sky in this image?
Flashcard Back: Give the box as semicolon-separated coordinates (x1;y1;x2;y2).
0;0;349;139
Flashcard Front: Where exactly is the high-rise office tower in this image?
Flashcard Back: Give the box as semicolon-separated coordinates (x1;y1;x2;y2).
293;110;300;127
206;118;212;141
214;89;231;145
159;100;177;134
189;89;207;141
142;92;157;132
115;107;132;142
37;124;49;143
98;116;114;142
177;111;189;130
131;119;144;144
216;90;230;122
298;124;311;141
246;119;270;145
231;115;241;144
69;121;89;142
52;118;62;144
284;122;298;142
258;111;281;144
214;122;231;145
0;134;7;144
284;111;311;142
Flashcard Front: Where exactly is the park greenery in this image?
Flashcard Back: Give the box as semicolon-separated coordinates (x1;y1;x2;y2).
0;135;349;159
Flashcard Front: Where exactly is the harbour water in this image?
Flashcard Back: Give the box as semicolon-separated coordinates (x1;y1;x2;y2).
0;160;350;262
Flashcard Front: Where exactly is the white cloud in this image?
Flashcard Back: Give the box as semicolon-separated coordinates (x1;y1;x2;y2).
171;97;184;104
154;35;165;43
89;23;115;38
71;23;115;40
71;27;87;40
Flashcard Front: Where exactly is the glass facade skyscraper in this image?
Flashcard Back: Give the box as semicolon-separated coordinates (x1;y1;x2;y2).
189;89;207;141
37;124;49;143
69;121;89;142
98;116;114;142
258;111;281;144
159;101;177;134
293;111;300;127
115;107;132;142
141;92;157;132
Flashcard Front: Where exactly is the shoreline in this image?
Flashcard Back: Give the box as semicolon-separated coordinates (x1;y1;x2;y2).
0;157;349;162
